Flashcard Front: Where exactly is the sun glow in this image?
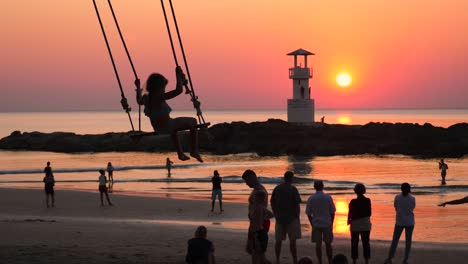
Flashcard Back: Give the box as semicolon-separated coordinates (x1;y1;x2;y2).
336;73;352;87
337;115;352;125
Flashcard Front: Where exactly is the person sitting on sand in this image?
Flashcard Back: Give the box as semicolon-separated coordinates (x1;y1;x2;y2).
43;161;55;208
438;196;468;207
136;66;203;163
384;183;415;264
249;190;273;264
438;159;448;184
332;254;348;264
98;169;113;206
298;256;313;264
211;170;223;212
186;225;215;264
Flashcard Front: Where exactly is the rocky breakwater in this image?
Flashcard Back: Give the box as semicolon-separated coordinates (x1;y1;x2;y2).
1;119;467;158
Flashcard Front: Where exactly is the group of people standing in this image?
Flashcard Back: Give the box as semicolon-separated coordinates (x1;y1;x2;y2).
239;169;417;264
42;161;115;207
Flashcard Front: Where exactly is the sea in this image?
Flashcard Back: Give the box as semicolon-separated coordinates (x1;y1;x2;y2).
0;109;467;243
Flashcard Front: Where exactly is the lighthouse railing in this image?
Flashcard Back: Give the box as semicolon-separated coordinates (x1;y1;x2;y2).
289;67;312;79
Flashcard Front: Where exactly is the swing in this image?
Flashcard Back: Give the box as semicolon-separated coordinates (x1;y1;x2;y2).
92;0;210;136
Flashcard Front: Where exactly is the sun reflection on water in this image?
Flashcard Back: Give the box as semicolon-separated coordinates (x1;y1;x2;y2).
333;198;349;235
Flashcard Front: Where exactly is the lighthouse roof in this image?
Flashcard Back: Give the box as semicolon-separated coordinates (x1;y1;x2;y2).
287;48;315;56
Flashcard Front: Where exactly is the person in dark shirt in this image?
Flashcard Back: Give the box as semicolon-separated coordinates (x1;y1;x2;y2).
270;171;302;264
186;226;215;264
43;161;55;208
211;170;223;212
347;184;372;264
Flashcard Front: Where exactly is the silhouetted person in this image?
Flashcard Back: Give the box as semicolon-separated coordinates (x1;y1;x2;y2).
43;161;55;208
249;189;273;264
242;169;271;263
438;196;468;207
107;162;114;183
136;66;203;162
98;169;112;206
332;254;348;264
347;184;371;264
438;159;448;184
321;116;325;123
271;171;302;264
211;170;223;212
186;226;215;264
384;183;415;264
166;157;174;177
306;180;335;264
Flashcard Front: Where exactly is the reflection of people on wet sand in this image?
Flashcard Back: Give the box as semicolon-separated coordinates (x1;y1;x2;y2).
438;196;468;207
211;170;223;213
136;66;203;163
98;169;113;206
186;226;215;264
166;157;174;177
438;159;448;184
43;161;55;208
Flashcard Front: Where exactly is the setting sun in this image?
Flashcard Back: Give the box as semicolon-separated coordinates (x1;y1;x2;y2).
336;73;352;87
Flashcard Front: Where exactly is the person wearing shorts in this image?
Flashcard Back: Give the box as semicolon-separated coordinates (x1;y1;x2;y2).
248;189;273;264
211;170;223;212
98;169;112;206
306;180;336;264
271;171;302;264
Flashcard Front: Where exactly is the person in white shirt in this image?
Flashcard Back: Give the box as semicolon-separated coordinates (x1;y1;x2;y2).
306;180;336;264
384;183;415;264
98;169;113;206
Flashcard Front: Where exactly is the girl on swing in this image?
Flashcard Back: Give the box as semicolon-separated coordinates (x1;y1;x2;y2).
137;66;203;163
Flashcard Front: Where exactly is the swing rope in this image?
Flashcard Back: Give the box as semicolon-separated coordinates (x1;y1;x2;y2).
92;0;135;131
160;0;207;126
106;0;142;131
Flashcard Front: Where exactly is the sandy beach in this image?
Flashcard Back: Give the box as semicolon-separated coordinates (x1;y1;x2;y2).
0;188;466;264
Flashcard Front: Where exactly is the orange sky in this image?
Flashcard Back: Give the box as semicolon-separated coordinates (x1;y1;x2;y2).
1;0;468;111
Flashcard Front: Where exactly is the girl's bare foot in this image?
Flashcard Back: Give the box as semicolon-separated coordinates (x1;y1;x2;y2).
190;152;203;163
178;153;190;161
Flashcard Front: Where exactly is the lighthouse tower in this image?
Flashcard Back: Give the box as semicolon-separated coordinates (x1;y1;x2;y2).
287;48;315;123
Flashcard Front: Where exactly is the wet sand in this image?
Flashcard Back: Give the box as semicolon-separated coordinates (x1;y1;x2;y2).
0;188;466;263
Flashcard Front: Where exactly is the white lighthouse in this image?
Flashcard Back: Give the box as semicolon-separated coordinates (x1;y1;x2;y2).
287;48;315;124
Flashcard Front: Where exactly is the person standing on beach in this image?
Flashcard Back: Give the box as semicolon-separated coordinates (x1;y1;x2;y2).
43;161;55;208
211;170;223;212
98;169;113;206
384;183;415;264
242;169;271;263
166;157;174;177
347;184;372;264
305;180;336;264
270;171;302;264
249;189;274;264
438;159;448;184
106;162;114;183
186;225;215;264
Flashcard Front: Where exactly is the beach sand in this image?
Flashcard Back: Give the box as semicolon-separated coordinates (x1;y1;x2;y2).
0;188;466;264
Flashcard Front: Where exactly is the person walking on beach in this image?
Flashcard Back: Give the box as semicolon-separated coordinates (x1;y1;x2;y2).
136;66;203;163
43;161;55;208
98;169;113;206
186;225;215;264
306;180;336;264
242;169;271;263
347;184;372;264
249;189;274;264
438;196;468;207
166;157;174;177
211;170;223;212
438;159;448;184
271;171;302;264
384;183;415;264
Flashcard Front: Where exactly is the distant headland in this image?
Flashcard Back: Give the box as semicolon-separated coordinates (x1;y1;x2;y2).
1;119;467;158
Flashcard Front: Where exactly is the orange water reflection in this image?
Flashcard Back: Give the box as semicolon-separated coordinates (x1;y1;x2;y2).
333;198;349;235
